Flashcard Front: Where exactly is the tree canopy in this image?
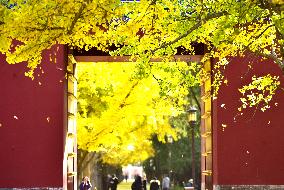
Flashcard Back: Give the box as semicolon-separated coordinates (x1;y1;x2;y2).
0;0;283;108
77;61;199;165
0;0;283;70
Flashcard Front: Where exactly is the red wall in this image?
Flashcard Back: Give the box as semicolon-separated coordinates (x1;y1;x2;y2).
0;45;67;188
213;53;284;185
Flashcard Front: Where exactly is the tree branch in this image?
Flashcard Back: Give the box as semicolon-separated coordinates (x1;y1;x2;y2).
67;2;87;35
26;26;65;32
119;81;139;108
151;11;228;54
246;24;275;48
79;152;98;172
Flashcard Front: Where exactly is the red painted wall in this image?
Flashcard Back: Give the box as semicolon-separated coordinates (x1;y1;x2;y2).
213;53;284;185
0;45;67;188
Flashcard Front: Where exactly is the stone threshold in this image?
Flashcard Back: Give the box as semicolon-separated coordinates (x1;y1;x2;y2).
213;185;284;190
0;188;63;190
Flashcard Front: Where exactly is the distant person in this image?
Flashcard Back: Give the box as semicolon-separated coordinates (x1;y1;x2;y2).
162;175;170;190
124;174;129;182
132;175;143;190
142;174;147;190
185;179;193;187
107;174;112;190
109;174;119;190
79;176;92;190
150;177;160;190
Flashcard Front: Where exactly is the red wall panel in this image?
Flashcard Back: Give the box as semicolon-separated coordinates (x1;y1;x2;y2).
0;45;67;188
213;53;284;185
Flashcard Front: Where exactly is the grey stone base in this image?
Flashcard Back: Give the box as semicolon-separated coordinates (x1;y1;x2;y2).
0;188;63;190
214;185;284;190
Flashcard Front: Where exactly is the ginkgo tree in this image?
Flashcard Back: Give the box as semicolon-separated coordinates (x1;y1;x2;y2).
77;61;200;165
0;0;283;109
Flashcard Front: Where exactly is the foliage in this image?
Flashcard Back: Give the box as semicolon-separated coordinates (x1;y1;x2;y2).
77;62;199;165
0;0;283;69
239;74;280;112
0;0;283;108
143;110;202;185
143;133;201;185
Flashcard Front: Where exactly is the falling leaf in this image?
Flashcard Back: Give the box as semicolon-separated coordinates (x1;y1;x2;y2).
275;102;278;106
13;115;18;120
224;79;228;85
246;150;250;154
221;104;226;109
57;67;63;71
46;117;50;123
268;121;270;125
221;124;227;128
38;81;42;85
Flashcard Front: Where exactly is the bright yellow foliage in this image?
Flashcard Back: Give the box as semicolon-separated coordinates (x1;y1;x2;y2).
0;0;283;72
77;62;197;165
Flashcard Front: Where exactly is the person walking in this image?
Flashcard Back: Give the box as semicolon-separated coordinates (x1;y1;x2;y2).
150;177;160;190
79;176;92;190
142;174;147;190
185;179;193;187
109;174;119;190
162;175;170;190
131;175;143;190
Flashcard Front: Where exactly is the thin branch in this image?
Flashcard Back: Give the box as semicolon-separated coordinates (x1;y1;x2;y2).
151;11;228;54
119;81;139;108
25;26;65;32
67;2;87;35
246;24;275;48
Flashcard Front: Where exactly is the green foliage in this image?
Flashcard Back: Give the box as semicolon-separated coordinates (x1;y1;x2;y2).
143;133;201;183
